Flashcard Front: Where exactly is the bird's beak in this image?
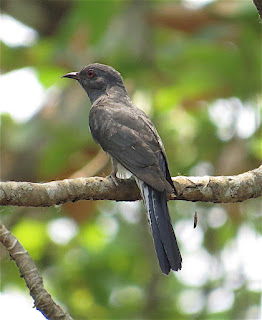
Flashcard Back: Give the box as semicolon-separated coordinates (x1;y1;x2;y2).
62;72;80;80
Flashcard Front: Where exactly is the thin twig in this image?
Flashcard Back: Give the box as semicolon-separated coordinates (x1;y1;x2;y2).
0;221;74;320
69;149;109;178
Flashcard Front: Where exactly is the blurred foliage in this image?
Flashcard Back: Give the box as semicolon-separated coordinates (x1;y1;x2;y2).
0;0;261;319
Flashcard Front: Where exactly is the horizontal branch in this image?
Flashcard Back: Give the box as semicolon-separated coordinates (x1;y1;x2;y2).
0;220;74;320
0;166;261;207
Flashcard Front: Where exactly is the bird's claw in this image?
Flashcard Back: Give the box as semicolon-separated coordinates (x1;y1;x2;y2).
108;172;120;187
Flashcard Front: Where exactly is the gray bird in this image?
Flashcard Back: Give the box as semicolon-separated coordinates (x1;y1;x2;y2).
63;63;182;274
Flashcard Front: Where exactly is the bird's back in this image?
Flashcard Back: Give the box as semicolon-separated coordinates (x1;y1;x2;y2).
89;96;174;193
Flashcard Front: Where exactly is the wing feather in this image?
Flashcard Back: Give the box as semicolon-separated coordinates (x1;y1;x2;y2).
89;103;174;192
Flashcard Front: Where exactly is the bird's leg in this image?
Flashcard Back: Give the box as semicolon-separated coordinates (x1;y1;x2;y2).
108;157;120;186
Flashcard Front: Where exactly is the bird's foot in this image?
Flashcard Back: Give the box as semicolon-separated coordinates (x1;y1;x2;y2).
107;171;120;187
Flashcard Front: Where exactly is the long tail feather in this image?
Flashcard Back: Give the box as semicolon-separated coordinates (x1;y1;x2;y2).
138;179;182;274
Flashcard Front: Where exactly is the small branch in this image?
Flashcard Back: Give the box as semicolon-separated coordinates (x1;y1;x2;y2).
0;166;261;207
0;221;74;320
69;150;109;179
253;0;262;19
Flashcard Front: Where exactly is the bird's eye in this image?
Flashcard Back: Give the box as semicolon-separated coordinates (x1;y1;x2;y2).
87;69;95;78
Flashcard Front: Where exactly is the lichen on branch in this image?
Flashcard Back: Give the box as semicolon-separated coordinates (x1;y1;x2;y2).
0;166;261;207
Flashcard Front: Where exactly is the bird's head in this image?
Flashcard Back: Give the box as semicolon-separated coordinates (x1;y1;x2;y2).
62;63;126;103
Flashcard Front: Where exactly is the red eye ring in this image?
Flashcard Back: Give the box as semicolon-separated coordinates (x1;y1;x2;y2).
87;69;95;78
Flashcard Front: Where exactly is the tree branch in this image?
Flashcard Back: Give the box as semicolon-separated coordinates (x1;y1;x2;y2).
0;220;74;320
0;166;261;207
253;0;262;19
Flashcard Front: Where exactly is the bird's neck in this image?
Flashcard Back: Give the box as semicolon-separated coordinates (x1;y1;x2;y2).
87;84;127;105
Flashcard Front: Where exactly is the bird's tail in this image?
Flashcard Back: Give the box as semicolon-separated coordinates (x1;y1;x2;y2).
137;179;182;275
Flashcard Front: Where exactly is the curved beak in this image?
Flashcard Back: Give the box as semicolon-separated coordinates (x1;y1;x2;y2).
62;72;80;80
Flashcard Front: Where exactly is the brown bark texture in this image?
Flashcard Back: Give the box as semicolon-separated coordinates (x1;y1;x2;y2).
0;221;74;320
0;166;261;207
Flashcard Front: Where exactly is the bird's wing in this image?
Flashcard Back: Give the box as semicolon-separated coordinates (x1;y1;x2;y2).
89;104;173;192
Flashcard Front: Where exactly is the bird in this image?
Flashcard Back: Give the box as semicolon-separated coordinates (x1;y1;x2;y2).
62;63;182;274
